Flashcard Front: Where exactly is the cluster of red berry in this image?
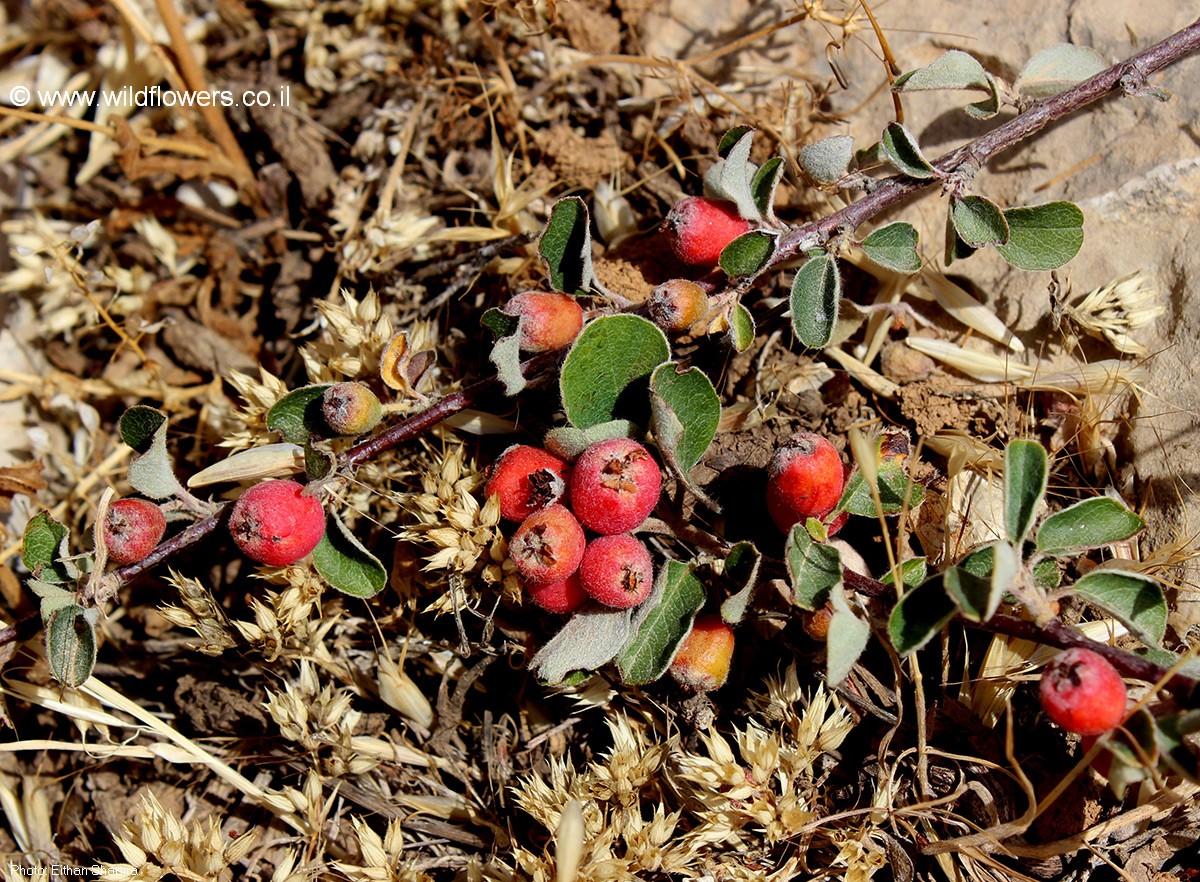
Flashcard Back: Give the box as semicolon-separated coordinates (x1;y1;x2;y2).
486;438;662;614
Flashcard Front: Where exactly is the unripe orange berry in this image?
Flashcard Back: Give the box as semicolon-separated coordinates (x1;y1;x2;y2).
670;614;735;691
323;382;383;435
504;291;584;353
648;279;709;333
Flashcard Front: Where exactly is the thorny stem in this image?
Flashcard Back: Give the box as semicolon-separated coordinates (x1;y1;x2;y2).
843;570;1200;698
766;16;1200;266
10;22;1200;687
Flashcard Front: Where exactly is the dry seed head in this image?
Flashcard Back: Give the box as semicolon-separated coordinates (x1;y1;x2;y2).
1063;270;1164;355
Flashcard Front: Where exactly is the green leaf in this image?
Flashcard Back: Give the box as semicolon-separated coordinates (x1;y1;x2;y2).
543;420;638;461
311;512;386;598
22;512;72;584
1017;44;1107;99
616;560;707;685
833;458;924;518
489;321;527;396
888;575;957;655
118;405;166;452
1073;569;1167;648
717;125;754;158
480;307;519;340
963;77;1001;120
1033;557;1062;590
709;128;759;220
559;315;670;429
531;606;633;685
650;362;720;475
1036;497;1144;556
880;123;937;179
951;195;1009;247
719;230;776;277
943;565;992;622
944;212;978;266
127;413;187;501
861;222;922;273
1157;710;1200;784
826;582;870;686
799;135;854;185
790;253;841;348
267;384;333;444
894;50;991;93
45;604;98;687
882;557;928;589
539;197;595;294
719;541;762;625
304;444;335;481
751;156;785;220
730;303;755;352
785;524;841;610
995;202;1084;271
1005;439;1048;545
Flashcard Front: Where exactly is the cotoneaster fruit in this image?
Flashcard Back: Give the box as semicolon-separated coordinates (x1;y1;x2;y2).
664;197;750;268
509;504;586;587
229;479;327;566
578;534;654;609
485;444;570;522
670;615;735;691
766;433;845;533
504;291;584;353
569;438;662;535
103;498;167;565
1039;647;1128;736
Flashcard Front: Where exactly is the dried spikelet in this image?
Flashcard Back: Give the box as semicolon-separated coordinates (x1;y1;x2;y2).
264;660;379;777
301;289;424;384
220;369;292;451
1060;271;1164;356
401;443;517;611
332;817;433;882
914;271;1025;352
377;648;435;728
157;571;236;655
904;337;1034;383
100;790;259;881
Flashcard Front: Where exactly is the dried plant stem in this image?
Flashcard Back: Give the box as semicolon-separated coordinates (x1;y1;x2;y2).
767;16;1200;267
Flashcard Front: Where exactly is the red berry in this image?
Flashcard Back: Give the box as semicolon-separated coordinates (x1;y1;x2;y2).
485;445;570;522
103;498;166;565
578;534;654;609
648;279;710;333
766;433;845;533
323;382;383;435
229;479;326;566
509;504;585;587
504;291;584;353
664;197;750;268
670;614;735;691
569;438;662;535
1039;647;1128;736
525;571;588;615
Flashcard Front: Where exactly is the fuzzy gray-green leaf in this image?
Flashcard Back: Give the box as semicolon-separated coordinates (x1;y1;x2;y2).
46;604;98;687
995;202;1084;271
560;315;670;430
312;513;386;598
888;575;957;655
719;230;776;278
951;195;1009;247
616;560;706;685
799;135;854;185
1036;497;1144;556
267;384;333;444
786;524;841;610
1005;439;1048;545
861;222;922;273
1017;44;1107;99
539;197;594;294
880;123;937;179
1073;569;1167;648
790;253;841;348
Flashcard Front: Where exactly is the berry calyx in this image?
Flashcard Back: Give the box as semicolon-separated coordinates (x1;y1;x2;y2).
569;438;662;535
1039;647;1128;736
323;382;383;435
766;433;845;534
648;279;710;333
504;291;585;353
509;504;586;587
670;614;735;691
485;445;570;522
103;498;167;565
525;571;588;615
578;534;654;609
229;479;327;566
664;197;750;268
